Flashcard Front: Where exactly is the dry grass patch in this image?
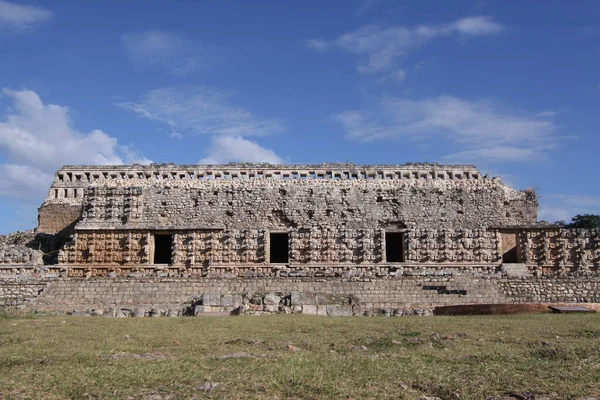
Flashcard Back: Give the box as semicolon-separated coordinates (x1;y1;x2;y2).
0;313;598;399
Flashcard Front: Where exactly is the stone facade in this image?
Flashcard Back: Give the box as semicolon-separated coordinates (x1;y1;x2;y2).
32;162;583;276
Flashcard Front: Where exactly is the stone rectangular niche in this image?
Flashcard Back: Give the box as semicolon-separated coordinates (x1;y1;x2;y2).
385;231;405;262
269;232;289;264
153;234;173;264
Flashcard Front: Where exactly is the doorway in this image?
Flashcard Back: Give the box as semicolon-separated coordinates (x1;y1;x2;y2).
269;232;289;263
385;232;405;262
500;231;519;263
154;234;173;264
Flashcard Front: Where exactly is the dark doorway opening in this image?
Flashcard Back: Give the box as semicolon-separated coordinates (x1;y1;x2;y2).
154;234;173;264
500;231;519;263
385;232;405;262
270;232;289;263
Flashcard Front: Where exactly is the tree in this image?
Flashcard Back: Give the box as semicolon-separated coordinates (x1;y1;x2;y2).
565;214;600;229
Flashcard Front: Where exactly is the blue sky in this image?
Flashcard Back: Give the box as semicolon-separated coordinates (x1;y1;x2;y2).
1;0;599;233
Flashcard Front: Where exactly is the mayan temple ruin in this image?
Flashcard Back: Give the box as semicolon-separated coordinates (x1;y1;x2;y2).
1;162;599;316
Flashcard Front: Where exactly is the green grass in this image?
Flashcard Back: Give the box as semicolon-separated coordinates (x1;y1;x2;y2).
0;314;599;399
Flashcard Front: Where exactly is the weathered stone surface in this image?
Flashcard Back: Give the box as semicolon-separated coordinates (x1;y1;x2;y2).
2;274;598;316
263;293;281;305
0;231;45;265
37;203;81;235
202;292;221;306
502;264;533;278
149;308;162;317
263;304;279;313
116;308;131;318
221;294;242;307
132;308;145;317
302;305;317;315
326;305;353;316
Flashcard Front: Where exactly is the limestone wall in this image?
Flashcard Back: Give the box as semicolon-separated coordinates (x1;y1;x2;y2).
0;278;48;308
38;163;538;234
75;175;535;231
37;203;82;235
2;274;598;315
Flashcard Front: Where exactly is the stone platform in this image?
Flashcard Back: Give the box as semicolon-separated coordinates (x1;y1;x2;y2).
1;270;599;317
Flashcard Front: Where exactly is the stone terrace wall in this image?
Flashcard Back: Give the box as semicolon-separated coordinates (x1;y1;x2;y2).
2;274;598;315
0;278;49;308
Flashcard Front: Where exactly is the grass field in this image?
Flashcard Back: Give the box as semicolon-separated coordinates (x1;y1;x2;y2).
0;313;598;399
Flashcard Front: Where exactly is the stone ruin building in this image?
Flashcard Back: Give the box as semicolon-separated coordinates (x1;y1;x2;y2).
1;162;599;316
37;162;596;274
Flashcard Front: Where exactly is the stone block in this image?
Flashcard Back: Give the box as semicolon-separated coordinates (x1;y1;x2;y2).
300;292;318;305
326;305;353;316
315;293;328;305
263;293;281;305
221;294;242;307
149;308;163;317
202;292;222;306
131;308;145;317
290;291;301;305
103;308;117;317
194;305;208;315
263;304;279;313
501;264;532;278
248;293;263;305
302;305;317;315
115;308;131;318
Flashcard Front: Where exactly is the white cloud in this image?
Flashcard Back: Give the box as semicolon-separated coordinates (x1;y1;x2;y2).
0;0;52;33
308;16;504;76
199;135;282;164
121;31;209;75
118;87;285;137
452;16;504;35
334;95;558;164
0;89;150;200
0;163;52;199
